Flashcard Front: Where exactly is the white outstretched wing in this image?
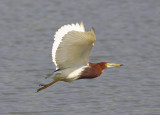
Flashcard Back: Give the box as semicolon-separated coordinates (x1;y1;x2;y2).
52;22;96;69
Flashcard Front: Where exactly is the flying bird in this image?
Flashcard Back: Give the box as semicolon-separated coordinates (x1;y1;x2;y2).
37;22;123;92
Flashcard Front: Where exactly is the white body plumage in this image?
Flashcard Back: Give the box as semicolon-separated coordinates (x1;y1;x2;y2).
53;66;87;82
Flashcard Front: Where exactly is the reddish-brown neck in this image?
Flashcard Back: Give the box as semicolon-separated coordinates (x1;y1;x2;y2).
78;62;107;79
94;62;107;69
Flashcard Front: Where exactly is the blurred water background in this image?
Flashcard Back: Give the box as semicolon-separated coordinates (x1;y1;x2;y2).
0;0;160;115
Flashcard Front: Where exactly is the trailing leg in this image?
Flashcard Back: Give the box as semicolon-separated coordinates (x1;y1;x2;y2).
37;79;60;92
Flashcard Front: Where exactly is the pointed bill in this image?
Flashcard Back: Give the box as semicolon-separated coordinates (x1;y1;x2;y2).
106;63;123;68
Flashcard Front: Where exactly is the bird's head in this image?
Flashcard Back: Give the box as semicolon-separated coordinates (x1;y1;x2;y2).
105;62;123;69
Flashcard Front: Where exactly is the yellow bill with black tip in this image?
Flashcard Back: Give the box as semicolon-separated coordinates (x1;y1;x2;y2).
106;63;123;68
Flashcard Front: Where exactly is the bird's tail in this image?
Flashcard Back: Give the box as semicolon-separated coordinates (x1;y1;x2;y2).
45;69;60;79
45;73;54;79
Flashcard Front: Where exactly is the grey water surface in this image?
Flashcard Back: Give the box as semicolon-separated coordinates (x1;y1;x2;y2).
0;0;160;115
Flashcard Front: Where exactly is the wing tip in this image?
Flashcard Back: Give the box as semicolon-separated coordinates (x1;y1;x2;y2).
54;22;85;37
91;27;95;34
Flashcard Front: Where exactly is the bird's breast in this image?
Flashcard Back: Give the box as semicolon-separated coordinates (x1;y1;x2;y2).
54;66;87;82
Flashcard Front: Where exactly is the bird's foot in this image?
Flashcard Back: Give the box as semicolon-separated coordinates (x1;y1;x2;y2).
37;79;60;92
39;83;46;86
37;84;50;92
